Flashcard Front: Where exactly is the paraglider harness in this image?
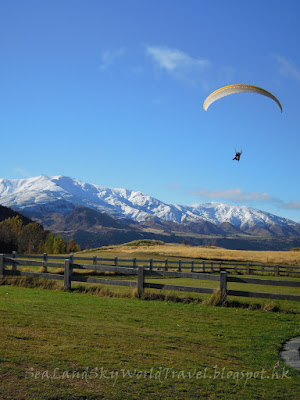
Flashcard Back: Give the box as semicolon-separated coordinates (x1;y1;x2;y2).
233;150;242;161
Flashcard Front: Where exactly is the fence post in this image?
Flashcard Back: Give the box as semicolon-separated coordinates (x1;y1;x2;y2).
165;259;168;271
43;253;48;273
149;259;153;272
93;256;97;267
247;262;250;275
219;261;222;272
234;263;238;274
178;259;182;272
12;251;17;273
133;258;137;268
137;266;144;298
114;257;118;267
220;271;227;304
0;254;5;277
64;259;72;291
202;261;205;273
69;254;74;276
191;260;194;272
276;265;280;276
211;262;214;273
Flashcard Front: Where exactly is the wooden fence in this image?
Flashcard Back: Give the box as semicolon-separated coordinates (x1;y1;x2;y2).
2;252;300;276
1;253;300;302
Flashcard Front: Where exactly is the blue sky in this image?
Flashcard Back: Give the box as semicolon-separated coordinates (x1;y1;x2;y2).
1;0;300;221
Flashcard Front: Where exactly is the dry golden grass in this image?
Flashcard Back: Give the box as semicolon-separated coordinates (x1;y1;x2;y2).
84;243;300;266
204;289;227;306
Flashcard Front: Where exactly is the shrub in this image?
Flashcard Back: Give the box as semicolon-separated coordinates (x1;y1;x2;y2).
204;289;227;306
123;239;165;247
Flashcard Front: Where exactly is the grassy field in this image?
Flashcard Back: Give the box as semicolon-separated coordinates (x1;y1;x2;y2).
4;240;300;312
1;281;300;400
1;243;300;399
80;242;300;266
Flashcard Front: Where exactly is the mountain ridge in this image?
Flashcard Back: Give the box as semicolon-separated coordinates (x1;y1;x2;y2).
0;204;33;225
1;175;300;239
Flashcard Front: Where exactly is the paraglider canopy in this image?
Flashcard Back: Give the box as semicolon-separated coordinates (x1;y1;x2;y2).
203;84;282;113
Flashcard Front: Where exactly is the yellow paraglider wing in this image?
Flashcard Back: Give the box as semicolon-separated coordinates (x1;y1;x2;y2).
203;84;282;112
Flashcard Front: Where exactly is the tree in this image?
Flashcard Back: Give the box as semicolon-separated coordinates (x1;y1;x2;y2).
44;233;54;254
0;216;23;253
53;235;67;254
66;238;79;253
0;215;80;255
18;223;46;254
74;244;81;252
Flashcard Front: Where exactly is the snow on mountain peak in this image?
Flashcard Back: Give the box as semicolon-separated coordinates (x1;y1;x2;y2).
0;175;299;234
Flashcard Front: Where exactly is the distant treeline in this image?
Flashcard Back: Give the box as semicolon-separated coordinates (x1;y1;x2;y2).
0;216;81;254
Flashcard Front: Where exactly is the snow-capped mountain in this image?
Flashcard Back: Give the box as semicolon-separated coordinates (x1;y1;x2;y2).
0;175;299;237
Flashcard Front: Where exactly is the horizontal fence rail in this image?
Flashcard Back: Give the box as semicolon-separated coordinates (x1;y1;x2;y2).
3;252;300;276
1;253;300;303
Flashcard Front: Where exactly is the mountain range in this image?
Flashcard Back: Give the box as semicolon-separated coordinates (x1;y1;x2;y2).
1;175;300;250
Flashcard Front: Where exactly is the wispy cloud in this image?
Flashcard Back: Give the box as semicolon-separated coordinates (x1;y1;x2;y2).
99;47;126;70
14;168;31;178
146;45;211;86
281;201;300;210
168;183;181;190
191;188;277;203
274;54;300;81
191;187;300;216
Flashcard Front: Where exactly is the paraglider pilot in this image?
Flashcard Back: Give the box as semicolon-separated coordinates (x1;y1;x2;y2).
233;151;242;161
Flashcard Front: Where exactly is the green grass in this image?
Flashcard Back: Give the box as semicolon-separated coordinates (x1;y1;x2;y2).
0;283;300;399
6;261;300;312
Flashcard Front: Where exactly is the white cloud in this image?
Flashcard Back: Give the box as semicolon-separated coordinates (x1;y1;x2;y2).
146;45;211;85
99;47;126;70
191;188;276;203
274;54;300;81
